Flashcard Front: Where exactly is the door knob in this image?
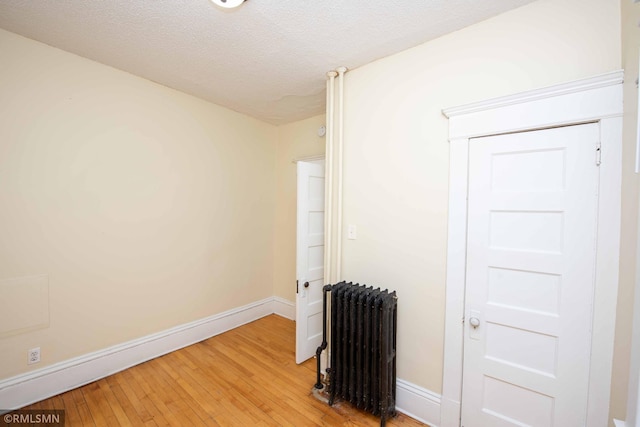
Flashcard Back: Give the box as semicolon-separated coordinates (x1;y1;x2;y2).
304;281;309;288
469;317;480;328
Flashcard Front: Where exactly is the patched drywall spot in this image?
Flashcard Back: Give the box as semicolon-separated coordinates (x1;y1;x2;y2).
0;274;49;337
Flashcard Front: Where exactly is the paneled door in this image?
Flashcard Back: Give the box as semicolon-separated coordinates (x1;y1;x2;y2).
295;160;325;364
461;124;600;426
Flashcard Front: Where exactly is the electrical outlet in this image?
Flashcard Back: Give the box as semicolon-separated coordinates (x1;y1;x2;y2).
28;347;40;365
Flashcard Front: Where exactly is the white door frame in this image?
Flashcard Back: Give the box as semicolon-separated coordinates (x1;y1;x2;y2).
440;70;624;427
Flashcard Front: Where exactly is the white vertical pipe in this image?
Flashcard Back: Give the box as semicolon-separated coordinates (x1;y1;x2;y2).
335;66;347;281
321;70;338;376
324;71;337;284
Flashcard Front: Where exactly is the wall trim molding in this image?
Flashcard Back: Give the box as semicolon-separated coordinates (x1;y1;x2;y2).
0;297;278;410
396;379;441;427
273;297;295;320
442;70;624;119
442;70;624;141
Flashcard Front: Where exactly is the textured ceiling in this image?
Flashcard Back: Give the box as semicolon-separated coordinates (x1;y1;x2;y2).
0;0;535;125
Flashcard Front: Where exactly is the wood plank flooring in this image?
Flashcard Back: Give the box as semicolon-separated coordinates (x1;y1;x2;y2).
19;315;428;426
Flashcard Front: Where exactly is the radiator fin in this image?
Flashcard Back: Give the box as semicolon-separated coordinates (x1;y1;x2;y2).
328;281;397;426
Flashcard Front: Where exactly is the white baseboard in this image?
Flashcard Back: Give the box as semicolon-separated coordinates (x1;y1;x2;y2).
0;295;441;427
0;297;275;410
396;379;441;427
273;297;295;320
614;419;626;427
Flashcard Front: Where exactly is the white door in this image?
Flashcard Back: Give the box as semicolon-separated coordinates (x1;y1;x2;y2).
295;160;325;364
461;124;600;426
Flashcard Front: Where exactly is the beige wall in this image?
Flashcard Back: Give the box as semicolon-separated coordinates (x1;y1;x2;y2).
0;29;278;379
341;0;620;397
613;0;640;423
273;115;326;301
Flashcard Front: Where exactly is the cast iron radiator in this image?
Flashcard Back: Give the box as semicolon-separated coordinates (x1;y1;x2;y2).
321;281;398;426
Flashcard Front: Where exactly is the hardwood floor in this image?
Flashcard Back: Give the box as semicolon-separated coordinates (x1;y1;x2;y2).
21;315;428;426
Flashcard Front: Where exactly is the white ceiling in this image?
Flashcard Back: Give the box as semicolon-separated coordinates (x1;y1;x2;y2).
0;0;535;125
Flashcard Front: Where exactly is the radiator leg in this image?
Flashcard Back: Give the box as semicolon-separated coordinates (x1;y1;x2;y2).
314;345;325;390
328;382;335;406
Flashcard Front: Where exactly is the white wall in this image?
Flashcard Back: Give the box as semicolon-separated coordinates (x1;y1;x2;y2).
0;28;279;380
618;0;640;424
341;0;620;398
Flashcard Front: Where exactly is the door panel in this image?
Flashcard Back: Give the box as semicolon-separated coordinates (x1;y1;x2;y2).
295;161;325;364
461;124;599;426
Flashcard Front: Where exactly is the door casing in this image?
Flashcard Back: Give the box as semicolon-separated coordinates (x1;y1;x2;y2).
441;71;624;427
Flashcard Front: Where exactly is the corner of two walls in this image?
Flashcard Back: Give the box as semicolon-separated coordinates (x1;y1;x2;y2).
612;0;640;424
273;115;327;306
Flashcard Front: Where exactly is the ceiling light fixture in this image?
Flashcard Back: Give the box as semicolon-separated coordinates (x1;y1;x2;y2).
211;0;246;9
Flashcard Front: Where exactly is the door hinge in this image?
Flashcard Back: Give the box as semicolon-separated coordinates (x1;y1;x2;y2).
296;280;299;294
596;142;602;166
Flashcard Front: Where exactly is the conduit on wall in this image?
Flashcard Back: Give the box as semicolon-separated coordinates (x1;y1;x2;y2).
324;70;337;285
336;67;346;282
324;67;347;286
321;66;347;377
